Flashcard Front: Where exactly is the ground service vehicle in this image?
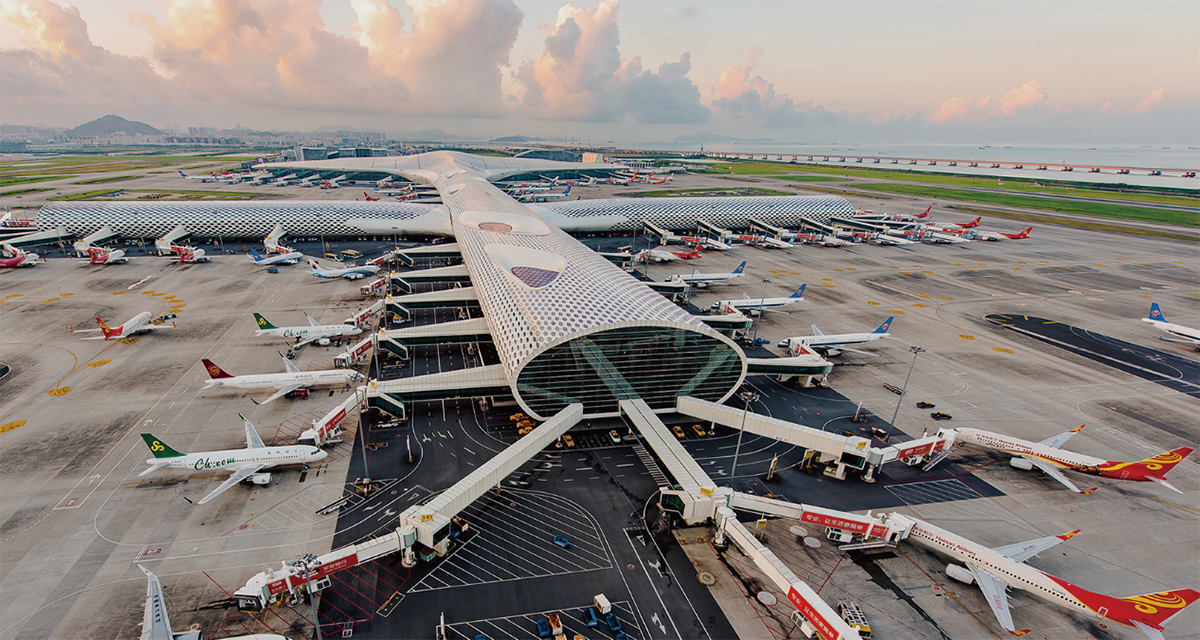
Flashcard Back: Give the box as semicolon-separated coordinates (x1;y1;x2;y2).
609;430;622;444
518;426;533;436
672;425;686;439
340;249;364;260
323;252;342;262
584;608;599;627
547;613;563;635
563;434;575;447
916;401;935;409
931;412;953;421
691;424;707;437
536;618;550;638
606;613;622;632
838;600;872;639
884;383;903;394
593;594;611;614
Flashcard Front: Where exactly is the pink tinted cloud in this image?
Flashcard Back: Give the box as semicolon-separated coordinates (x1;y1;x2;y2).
928;80;1046;124
1133;87;1167;113
995;80;1046;116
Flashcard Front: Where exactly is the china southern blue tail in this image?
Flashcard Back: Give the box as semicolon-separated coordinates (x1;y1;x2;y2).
1148;303;1166;323
790;284;806;299
873;316;895;334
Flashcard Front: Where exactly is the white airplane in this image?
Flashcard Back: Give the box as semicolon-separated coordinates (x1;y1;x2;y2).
926;425;1193;494
758;236;793;249
712;284;806;315
249;247;302;266
699;237;733;251
308;258;380;280
891;513;1200;639
270;174;297;186
0;245;39;268
665;261;747;288
375;185;415;195
166;245;208;263
319;174;348;189
923;231;971;244
518;186;571;202
1142;303;1200;349
252;311;363;347
66;312;175;341
973;227;1034;241
138;565;284;640
84;246;128;265
176;170;222;183
634;248;680;263
777;316;894;356
201;354;364;405
299;175;322;187
139;415;327;505
872;233;917;246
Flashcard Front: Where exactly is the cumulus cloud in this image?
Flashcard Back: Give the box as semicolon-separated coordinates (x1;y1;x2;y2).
514;0;707;124
995;80;1046;116
711;46;807;127
928;80;1048;124
1134;87;1167;113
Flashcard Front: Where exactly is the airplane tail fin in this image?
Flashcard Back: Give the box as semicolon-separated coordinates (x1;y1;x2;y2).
1100;447;1193;484
733;261;747;274
96;317;119;339
873;316;895;334
790;284;806;299
916;205;931;218
252;312;277;330
177;170;188;178
811;324;824;336
249;248;263;261
201;358;233;379
140;434;185;459
1114;588;1200;630
1148;303;1167;323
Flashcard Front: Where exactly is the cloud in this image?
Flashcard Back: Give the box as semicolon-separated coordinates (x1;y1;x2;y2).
995;80;1046;116
514;0;707;124
1133;87;1167;113
711;46;808;127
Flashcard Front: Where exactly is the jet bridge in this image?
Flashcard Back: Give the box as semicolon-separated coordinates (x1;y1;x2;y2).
2;226;69;247
696;219;732;240
364;364;511;419
794;216;838;235
745;355;832;385
71;225;117;254
643;221;674;245
748;218;788;239
394;242;461;267
387;264;472;293
830;216;888;233
375;317;492;359
231;404;584;612
385;287;480;322
153;225;190;254
677;396;877;481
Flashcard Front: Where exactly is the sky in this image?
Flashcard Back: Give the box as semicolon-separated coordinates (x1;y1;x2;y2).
1;0;1197;143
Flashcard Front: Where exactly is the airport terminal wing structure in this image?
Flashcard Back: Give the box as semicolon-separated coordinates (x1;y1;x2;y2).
273;152;749;420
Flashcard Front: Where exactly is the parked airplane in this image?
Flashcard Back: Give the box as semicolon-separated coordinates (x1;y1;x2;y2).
777;316;894;356
361;191;381;201
253;311;363;347
711;284;805;315
139;415;327;505
634;248;680;263
927;425;1193;494
138;565;285;640
896;514;1200;638
201;354;364;404
872;233;917;246
176;170;221;183
270;174;297;186
949;216;982;228
67;312;175;340
664;261;747;288
1142;303;1200;348
669;246;703;259
522;186;571;202
307;259;380;280
975;226;1034;241
0;247;39;267
923;231;971;244
757;236;794;249
249;247;302;266
166;245;208;263
85;247;128;264
375;185;414;195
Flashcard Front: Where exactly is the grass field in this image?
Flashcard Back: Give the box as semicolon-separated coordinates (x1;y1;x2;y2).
50;188;255;201
627;187;791;198
0;174;79;188
854;183;1195;226
73;175;144;185
0;187;54;197
950;206;1198;243
776;175;847;183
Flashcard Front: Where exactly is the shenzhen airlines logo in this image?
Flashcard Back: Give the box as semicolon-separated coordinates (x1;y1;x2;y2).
207;364;222;377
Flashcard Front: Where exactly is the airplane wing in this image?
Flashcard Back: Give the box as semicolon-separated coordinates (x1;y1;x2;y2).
241;414;266;449
1038;425;1083;449
139;322;175;331
1021;455;1088;493
251;384;305;405
993;529;1080;564
1131;619;1167;640
810;324;824;336
187;463;269;505
965;562;1030;636
305;313;321;327
139;565;173;640
280;353;300;374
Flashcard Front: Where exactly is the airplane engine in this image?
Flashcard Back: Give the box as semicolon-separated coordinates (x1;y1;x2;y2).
824;348;843;357
246;473;272;486
1009;457;1034;471
747;309;761;317
945;563;975;585
318;337;331;346
694;282;708;289
349;273;363;280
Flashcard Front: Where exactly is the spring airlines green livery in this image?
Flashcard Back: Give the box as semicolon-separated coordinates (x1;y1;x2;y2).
252;311;362;347
140;414;327;505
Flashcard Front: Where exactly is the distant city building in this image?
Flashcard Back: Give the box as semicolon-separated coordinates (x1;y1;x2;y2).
298;146;331;161
514;149;581;163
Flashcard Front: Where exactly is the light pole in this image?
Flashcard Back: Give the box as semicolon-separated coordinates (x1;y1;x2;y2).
750;278;770;347
887;346;925;439
729;389;759;485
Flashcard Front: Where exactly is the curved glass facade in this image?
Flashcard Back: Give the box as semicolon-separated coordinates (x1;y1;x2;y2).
515;326;744;417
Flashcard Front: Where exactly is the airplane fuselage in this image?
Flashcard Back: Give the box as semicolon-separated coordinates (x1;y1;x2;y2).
1143;318;1200;344
148;446;324;473
780;332;887;350
255;325;362;342
205;370;360;391
950;427;1107;470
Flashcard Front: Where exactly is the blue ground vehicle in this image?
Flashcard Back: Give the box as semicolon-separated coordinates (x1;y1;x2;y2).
535;618;550;638
553;534;570;548
606;613;622;632
583;607;599;627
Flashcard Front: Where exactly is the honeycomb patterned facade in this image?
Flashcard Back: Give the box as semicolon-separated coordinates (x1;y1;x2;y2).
537;194;855;231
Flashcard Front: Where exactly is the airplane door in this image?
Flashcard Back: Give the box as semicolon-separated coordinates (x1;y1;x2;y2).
1097;606;1108;619
1121;470;1129;480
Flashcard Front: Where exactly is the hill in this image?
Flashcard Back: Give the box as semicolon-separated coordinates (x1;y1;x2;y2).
64;114;162;137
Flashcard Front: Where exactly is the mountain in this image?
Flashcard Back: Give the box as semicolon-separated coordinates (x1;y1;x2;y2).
674;132;774;143
404;128;460;140
315;124;384;133
491;135;537;143
64;115;162;137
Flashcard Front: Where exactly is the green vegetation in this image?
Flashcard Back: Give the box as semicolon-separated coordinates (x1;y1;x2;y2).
951;206;1198;243
73;175;144;185
0;187;54;197
856;183;1194;226
693;161;799;175
50;188;255;201
0;174;77;188
776;175;846;183
627;187;791;198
